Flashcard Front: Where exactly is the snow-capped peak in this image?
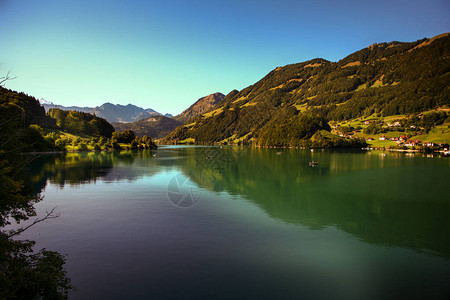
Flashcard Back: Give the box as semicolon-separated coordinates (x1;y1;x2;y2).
38;98;54;105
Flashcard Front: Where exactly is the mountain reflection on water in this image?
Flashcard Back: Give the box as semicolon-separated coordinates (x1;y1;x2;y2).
26;146;450;258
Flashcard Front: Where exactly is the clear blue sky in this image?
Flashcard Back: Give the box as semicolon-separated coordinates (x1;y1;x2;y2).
1;0;449;115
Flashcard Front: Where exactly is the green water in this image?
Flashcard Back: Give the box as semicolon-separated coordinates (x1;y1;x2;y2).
13;146;450;299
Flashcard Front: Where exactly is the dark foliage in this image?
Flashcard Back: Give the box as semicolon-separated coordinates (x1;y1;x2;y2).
116;129;135;143
0;87;55;128
48;108;114;138
0;126;73;299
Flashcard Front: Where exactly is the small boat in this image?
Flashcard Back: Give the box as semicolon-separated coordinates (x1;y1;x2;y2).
276;152;282;155
309;161;319;166
153;153;158;157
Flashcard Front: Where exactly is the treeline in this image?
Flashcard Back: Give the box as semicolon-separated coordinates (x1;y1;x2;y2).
258;114;328;147
111;130;157;150
0;86;55;127
1;86;158;152
1;86;57;152
48;108;114;137
256;113;366;148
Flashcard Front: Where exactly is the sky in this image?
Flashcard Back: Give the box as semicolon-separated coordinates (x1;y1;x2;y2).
1;0;449;115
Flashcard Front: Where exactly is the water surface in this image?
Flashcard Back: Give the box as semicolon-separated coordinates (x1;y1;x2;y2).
10;147;450;299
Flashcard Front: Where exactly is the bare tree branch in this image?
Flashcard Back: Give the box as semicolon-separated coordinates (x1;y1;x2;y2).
7;207;60;238
0;70;17;86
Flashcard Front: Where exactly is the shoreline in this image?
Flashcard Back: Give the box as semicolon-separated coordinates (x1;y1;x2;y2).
24;148;159;155
157;143;449;155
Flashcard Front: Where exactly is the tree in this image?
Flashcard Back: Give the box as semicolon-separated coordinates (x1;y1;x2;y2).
0;121;73;298
55;139;66;151
112;131;120;141
142;135;157;149
25;125;47;151
0;70;16;87
130;139;139;149
98;136;106;145
118;130;135;143
47;108;115;138
76;142;88;152
110;140;121;150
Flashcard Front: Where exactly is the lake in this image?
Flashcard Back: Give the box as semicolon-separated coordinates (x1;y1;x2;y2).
9;146;450;299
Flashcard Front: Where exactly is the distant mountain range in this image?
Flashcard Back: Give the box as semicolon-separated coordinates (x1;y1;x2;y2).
173;92;225;124
165;33;450;146
108;92;224;138
40;101;172;123
39;92;225;138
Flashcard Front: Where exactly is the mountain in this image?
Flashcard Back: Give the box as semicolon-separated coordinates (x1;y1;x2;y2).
38;98;54;105
42;102;165;123
174;92;225;124
108;92;224;138
112;115;182;139
164;33;450;147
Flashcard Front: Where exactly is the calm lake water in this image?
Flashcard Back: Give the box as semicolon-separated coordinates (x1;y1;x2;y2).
9;146;450;299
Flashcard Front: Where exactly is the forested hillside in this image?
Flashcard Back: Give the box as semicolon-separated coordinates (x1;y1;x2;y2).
0;87;54;128
47;108;115;138
112;115;181;139
165;33;450;147
1;86;115;151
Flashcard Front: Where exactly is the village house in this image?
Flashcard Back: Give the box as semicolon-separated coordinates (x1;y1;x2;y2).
344;132;355;139
379;135;386;141
440;144;449;151
404;140;421;147
387;121;401;127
